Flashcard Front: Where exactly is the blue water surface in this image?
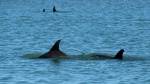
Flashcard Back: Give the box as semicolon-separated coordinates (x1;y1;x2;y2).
0;0;150;84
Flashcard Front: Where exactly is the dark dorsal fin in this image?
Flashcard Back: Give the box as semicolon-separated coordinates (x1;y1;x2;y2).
43;9;45;12
114;49;124;60
53;6;56;12
50;40;61;51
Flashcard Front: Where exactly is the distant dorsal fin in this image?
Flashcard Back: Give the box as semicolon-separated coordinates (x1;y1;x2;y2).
114;49;124;60
50;39;61;51
43;9;45;12
53;6;56;12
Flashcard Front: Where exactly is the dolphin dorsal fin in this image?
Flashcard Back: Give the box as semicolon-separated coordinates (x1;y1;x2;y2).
50;40;61;51
43;9;45;12
53;6;56;12
114;49;124;60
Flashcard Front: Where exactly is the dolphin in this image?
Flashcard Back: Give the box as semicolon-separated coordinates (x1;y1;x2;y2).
92;49;124;60
43;9;45;12
38;40;67;58
53;6;56;12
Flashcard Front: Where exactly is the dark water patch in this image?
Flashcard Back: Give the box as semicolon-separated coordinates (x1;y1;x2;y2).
16;81;31;84
0;76;12;81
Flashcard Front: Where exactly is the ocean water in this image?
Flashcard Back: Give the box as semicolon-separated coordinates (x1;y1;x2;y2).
0;0;150;84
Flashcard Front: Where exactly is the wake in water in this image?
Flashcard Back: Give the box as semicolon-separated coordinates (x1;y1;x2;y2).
21;53;145;61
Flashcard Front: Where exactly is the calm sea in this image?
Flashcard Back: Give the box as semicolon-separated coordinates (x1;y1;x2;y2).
0;0;150;84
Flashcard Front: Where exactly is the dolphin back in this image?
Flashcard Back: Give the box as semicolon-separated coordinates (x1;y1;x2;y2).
38;39;67;58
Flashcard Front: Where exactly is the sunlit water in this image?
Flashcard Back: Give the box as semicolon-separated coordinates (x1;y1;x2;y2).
0;0;150;84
